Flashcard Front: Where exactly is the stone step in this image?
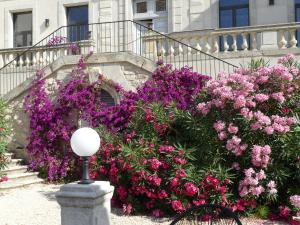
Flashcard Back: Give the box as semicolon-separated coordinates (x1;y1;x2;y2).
7;172;39;183
0;177;43;191
8;159;23;167
4;152;13;161
1;165;28;176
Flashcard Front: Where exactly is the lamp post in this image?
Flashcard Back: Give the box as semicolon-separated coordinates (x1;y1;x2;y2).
56;127;114;225
70;127;100;184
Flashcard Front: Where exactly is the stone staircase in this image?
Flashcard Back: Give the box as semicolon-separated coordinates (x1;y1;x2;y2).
0;152;43;191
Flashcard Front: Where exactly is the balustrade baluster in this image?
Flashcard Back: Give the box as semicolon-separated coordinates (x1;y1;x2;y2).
39;51;44;65
241;33;248;51
25;52;30;67
53;49;58;61
289;29;297;48
250;32;257;51
178;44;183;55
159;41;166;57
12;54;17;68
46;50;51;64
195;42;202;53
223;35;229;52
5;53;10;66
231;34;237;52
169;45;175;56
212;35;219;53
19;54;24;67
204;36;211;54
187;44;192;55
279;30;287;49
32;51;37;66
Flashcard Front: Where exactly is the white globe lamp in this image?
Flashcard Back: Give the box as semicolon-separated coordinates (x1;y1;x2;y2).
70;127;101;184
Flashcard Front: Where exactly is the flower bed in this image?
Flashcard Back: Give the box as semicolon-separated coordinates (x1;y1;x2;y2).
24;54;300;222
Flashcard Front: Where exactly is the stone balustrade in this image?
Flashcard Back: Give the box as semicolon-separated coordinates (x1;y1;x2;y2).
142;22;300;56
0;40;94;69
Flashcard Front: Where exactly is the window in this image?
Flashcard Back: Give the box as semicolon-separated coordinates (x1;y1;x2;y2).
67;5;88;42
219;0;249;51
269;0;275;5
100;90;115;106
13;12;32;47
136;2;147;13
156;0;166;12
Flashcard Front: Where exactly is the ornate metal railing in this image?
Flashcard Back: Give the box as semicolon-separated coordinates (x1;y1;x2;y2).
0;20;237;96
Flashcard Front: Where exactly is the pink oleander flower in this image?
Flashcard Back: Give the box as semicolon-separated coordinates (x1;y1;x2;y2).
269;188;278;195
254;111;271;126
149;158;162;170
228;123;238;134
234;95;246;109
147;175;162;186
173;157;187;165
213;120;226;132
226;136;246;156
287;117;297;125
267;180;276;189
271;92;285;103
251;145;271;168
171;200;184;212
170;178;180;188
175;169;186;178
159;145;175;153
264;126;274;135
290;66;299;75
279;206;291;219
278;53;295;64
290;195;300;208
184;182;199;197
240;107;253;120
197;103;210;115
117;186;127;201
251;185;265;196
244;168;255;177
218;131;228;140
255;94;269;103
256;170;266;180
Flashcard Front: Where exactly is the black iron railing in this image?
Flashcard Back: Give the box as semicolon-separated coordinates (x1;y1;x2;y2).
0;20;237;96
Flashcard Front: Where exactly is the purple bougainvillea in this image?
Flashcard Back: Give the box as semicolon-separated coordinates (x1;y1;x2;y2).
24;57;209;180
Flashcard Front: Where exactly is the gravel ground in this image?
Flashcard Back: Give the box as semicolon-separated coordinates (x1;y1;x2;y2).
0;184;289;225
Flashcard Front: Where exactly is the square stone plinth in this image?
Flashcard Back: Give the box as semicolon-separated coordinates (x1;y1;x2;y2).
56;181;114;225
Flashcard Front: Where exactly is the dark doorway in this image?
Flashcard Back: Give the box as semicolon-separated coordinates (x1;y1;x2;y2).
67;5;89;42
13;12;32;47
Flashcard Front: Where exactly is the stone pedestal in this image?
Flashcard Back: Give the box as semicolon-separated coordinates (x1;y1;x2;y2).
56;181;114;225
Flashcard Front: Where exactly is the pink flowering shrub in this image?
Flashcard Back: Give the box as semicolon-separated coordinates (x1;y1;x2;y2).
190;53;300;218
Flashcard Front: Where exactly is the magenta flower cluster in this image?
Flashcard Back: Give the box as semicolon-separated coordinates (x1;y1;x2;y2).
96;64;210;132
46;36;66;46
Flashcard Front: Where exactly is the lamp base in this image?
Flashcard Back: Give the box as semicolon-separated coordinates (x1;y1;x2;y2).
78;179;95;184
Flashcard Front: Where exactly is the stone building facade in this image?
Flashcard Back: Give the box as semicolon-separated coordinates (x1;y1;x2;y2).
0;0;298;49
